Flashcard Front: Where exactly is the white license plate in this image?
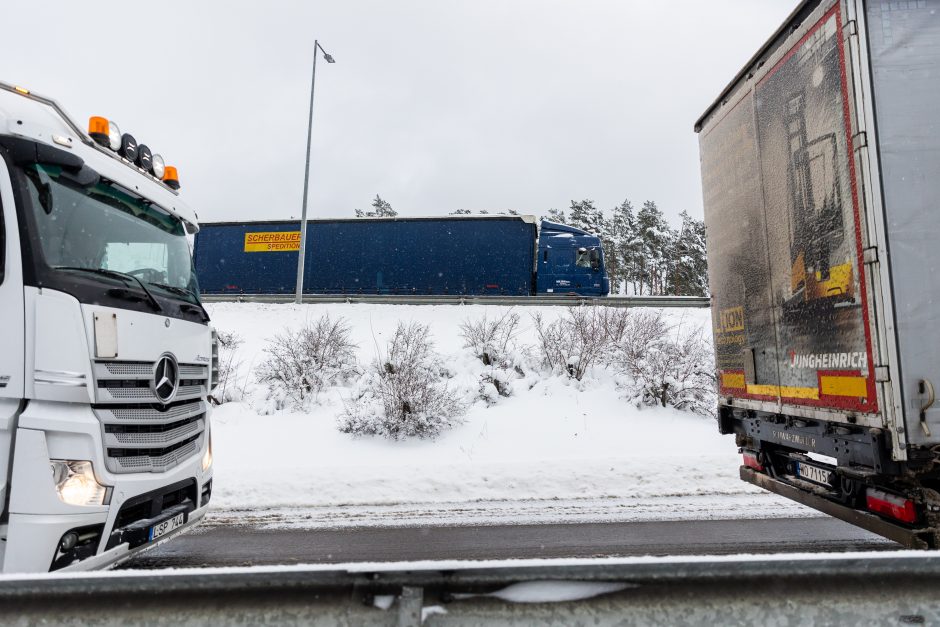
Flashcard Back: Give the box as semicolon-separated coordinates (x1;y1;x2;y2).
149;512;185;541
797;462;833;486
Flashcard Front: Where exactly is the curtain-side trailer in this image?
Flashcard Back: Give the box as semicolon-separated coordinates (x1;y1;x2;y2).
695;0;940;546
193;216;610;297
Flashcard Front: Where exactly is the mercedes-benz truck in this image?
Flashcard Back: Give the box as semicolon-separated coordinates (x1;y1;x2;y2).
0;82;215;571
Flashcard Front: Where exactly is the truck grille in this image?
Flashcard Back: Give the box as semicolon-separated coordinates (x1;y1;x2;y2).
91;360;209;474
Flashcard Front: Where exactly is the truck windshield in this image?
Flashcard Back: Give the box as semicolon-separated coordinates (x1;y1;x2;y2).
22;163;199;304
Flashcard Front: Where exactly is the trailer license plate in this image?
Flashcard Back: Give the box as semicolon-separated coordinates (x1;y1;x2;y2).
149;513;185;541
796;462;833;486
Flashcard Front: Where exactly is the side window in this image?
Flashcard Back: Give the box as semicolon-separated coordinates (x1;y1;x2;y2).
575;248;592;268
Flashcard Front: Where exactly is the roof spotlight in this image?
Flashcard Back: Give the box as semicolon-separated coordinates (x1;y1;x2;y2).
136;144;153;172
151;153;165;179
108;121;121;151
120;133;138;162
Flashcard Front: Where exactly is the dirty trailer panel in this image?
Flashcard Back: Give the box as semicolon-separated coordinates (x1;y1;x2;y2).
696;0;940;544
699;0;876;417
194;217;537;296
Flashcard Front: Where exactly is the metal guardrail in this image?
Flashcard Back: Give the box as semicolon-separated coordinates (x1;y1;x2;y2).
201;294;711;308
1;554;937;625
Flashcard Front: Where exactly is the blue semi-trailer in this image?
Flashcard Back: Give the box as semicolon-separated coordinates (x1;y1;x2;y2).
193;215;610;297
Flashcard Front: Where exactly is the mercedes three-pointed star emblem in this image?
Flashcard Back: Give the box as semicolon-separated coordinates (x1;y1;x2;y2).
152;354;180;404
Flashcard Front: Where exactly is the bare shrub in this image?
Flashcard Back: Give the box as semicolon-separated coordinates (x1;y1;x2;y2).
256;315;358;407
607;310;668;370
214;331;245;403
460;311;529;401
459;311;521;367
339;322;465;439
612;315;717;416
532;306;632;380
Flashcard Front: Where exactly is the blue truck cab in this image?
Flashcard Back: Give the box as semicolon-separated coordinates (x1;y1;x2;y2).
536;220;610;296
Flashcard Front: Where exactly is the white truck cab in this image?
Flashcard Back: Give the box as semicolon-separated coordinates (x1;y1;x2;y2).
0;82;214;572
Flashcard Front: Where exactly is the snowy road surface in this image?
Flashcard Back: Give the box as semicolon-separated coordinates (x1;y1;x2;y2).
122;516;896;569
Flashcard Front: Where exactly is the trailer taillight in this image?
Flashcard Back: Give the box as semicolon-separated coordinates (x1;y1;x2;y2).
742;450;763;472
866;488;917;524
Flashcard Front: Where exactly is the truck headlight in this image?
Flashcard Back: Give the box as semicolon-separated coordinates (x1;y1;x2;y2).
50;461;111;506
201;433;213;472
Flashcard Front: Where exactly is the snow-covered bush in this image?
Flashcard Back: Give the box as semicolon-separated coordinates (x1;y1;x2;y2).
460;311;529;401
532;306;631;380
339;322;465;439
607;310;668;371
460;310;521;367
612;314;717;415
256;315;358;408
213;330;245;403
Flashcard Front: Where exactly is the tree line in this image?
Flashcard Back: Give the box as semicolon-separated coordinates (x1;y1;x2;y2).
354;195;708;296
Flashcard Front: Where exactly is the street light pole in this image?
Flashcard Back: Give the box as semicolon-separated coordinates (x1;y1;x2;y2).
295;40;335;304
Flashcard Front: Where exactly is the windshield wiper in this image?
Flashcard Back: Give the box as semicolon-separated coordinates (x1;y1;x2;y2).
149;284;210;321
55;267;164;314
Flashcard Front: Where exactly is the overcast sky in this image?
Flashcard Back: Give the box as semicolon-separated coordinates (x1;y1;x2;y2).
3;0;796;226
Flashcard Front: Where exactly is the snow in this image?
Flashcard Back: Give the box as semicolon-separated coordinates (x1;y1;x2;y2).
2;550;923;583
372;594;395;610
421;606;448;622
457;581;633;603
205;302;807;524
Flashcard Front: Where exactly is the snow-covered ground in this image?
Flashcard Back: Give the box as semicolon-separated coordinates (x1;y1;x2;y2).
205;302;812;527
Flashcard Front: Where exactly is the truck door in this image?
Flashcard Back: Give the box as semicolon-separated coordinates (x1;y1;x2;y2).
0;157;25;518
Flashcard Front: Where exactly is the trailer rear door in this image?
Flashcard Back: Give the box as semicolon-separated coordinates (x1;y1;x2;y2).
699;0;880;422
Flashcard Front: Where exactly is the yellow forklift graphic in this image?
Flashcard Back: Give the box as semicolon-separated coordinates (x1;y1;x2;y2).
782;91;854;313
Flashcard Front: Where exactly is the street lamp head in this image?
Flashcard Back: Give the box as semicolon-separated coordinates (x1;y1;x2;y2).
323;53;336;63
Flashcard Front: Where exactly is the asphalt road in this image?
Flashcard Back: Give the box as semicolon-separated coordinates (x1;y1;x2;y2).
122;517;898;569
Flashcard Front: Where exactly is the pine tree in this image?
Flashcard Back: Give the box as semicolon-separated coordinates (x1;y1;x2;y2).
567;199;606;236
635;200;670;295
608;199;637;295
355;194;398;217
543;208;566;224
668;211;708;296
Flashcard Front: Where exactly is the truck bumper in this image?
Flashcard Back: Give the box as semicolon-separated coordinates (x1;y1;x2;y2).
741;467;934;549
59;501;209;572
4;404;213;573
5;501;210;573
